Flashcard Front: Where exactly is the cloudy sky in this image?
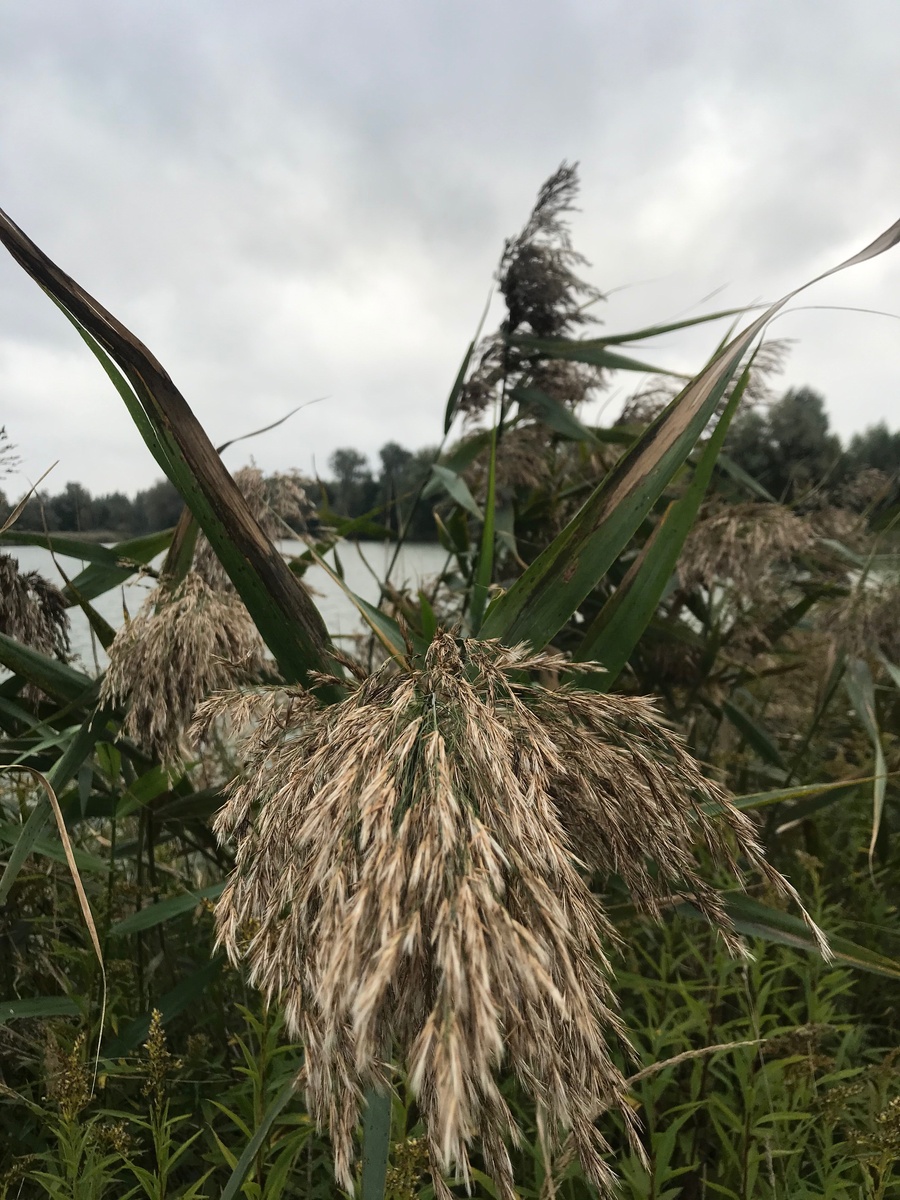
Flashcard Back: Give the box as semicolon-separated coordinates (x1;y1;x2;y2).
1;0;899;498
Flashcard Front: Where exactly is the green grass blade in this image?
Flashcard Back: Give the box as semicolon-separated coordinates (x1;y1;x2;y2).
721;697;786;770
724;776;876;813
511;334;690;377
0;708;108;902
684;892;900;979
220;1074;300;1200
47;553;118;650
361;1089;392;1200
444;339;478;435
51;296;173;474
566;305;757;346
0;821;108;873
108;883;225;937
443;290;492;434
844;656;888;868
715;451;778;501
468;426;497;633
62;528;174;604
577;363;749;678
0;632;97;706
512;385;600;444
309;550;414;663
879;656;900;692
0;996;80;1024
0;531;124;563
430;464;483;520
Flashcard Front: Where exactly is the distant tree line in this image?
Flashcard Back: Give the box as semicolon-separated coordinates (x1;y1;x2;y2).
726;386;900;509
0;440;441;541
1;396;898;540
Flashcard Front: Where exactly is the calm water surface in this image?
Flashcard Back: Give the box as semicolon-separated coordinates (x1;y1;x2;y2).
9;540;449;673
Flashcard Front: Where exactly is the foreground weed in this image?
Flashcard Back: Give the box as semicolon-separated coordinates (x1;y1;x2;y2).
118;1010;212;1200
0;1032;129;1200
206;1005;314;1200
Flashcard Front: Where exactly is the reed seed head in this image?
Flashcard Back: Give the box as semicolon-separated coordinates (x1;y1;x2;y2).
193;464;314;588
459;163;606;421
821;578;900;665
201;632;827;1197
100;571;269;764
0;553;70;662
679;502;814;599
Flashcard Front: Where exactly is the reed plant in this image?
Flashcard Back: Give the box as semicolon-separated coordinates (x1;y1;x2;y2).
1;165;900;1197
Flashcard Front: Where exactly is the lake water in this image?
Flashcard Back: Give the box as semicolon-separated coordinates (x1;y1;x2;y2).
7;540;450;674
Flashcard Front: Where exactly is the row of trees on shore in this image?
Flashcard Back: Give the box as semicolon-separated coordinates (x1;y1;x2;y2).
0;439;439;540
2;390;899;540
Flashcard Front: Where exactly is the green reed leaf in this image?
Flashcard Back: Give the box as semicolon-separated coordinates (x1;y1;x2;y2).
845;656;888;869
577;362;750;679
0;996;80;1024
108;883;225;937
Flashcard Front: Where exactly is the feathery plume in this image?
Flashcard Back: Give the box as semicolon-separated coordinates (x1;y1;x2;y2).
820;578;900;665
619;338;792;427
193;465;314;589
460;163;607;421
200;632;827;1197
100;572;269;764
0;553;70;660
679;502;814;598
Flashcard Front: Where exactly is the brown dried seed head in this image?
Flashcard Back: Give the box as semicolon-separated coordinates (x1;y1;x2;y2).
193;465;314;588
679;502;814;598
205;633;827;1197
820;579;900;664
100;572;269;764
0;553;70;660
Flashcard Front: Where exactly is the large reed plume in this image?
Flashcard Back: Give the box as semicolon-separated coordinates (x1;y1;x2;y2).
100;572;268;764
200;632;827;1197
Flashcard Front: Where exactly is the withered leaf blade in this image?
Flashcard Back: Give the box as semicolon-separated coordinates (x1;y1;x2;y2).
0;205;334;685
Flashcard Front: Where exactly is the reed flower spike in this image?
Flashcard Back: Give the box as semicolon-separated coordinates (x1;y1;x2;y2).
679;501;814;600
193;464;315;589
0;552;70;661
201;632;828;1197
100;571;268;764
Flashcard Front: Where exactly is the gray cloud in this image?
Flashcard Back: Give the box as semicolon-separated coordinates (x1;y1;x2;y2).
1;0;899;498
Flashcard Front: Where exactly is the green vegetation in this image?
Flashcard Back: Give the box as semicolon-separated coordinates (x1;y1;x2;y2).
2;166;900;1197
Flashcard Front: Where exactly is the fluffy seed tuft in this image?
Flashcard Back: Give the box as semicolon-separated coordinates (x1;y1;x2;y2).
0;552;70;661
100;572;269;764
200;632;828;1197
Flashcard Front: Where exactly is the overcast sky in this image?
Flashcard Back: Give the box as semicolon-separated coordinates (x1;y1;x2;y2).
1;0;899;498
